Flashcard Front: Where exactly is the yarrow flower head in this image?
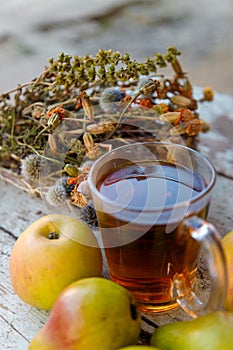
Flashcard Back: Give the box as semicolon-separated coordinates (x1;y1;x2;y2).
21;154;41;182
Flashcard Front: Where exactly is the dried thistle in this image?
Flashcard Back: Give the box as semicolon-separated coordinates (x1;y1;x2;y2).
45;184;68;207
21;154;41;182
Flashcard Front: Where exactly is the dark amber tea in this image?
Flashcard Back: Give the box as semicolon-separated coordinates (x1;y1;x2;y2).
89;142;227;316
96;161;206;312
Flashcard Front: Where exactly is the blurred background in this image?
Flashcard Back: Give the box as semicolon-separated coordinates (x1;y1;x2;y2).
0;0;232;94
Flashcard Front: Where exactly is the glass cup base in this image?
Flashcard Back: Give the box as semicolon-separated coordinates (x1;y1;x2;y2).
137;300;178;313
110;274;178;313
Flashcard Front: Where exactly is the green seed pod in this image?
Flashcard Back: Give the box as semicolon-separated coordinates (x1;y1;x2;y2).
64;163;79;177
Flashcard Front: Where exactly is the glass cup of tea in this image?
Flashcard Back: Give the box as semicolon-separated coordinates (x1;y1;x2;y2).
88;142;227;317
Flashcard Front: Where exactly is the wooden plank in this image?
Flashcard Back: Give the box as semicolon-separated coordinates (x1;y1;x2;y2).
0;178;46;238
196;88;233;177
0;229;49;349
208;175;233;237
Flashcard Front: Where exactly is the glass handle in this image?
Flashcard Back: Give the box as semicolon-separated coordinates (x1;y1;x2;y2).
174;216;228;318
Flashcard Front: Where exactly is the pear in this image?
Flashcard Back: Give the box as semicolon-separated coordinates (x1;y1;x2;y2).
151;310;233;350
28;277;141;350
222;230;233;310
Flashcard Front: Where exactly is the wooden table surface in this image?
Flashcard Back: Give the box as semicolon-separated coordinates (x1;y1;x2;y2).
1;89;233;349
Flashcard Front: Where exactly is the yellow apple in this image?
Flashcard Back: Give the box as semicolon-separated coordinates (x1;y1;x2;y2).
28;277;141;350
9;214;103;310
221;230;233;310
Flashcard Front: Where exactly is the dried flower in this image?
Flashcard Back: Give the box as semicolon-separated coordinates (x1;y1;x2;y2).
170;95;191;108
201;87;214;102
45;184;68;207
80;200;98;227
21;154;41;182
46;106;68;128
75;91;94;119
185;119;202;136
66;164;90;187
159;112;181;124
71;190;87;208
0;46;213;202
100;87;125;113
83;132;103;159
177;108;195;123
136;97;154;109
152;104;165;114
158;103;169;113
201;120;210;133
138;78;156;96
56;176;75;194
86;122;115;135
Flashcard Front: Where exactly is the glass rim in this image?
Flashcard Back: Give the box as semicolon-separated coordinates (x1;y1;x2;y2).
88;141;216;213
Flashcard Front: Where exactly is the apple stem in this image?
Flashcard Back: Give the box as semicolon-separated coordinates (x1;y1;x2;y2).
48;232;60;239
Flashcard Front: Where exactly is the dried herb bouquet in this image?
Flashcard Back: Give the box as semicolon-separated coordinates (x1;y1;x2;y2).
0;46;213;225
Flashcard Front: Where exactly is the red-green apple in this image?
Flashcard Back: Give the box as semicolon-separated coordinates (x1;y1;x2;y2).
28;277;141;350
9;214;103;310
221;230;233;310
